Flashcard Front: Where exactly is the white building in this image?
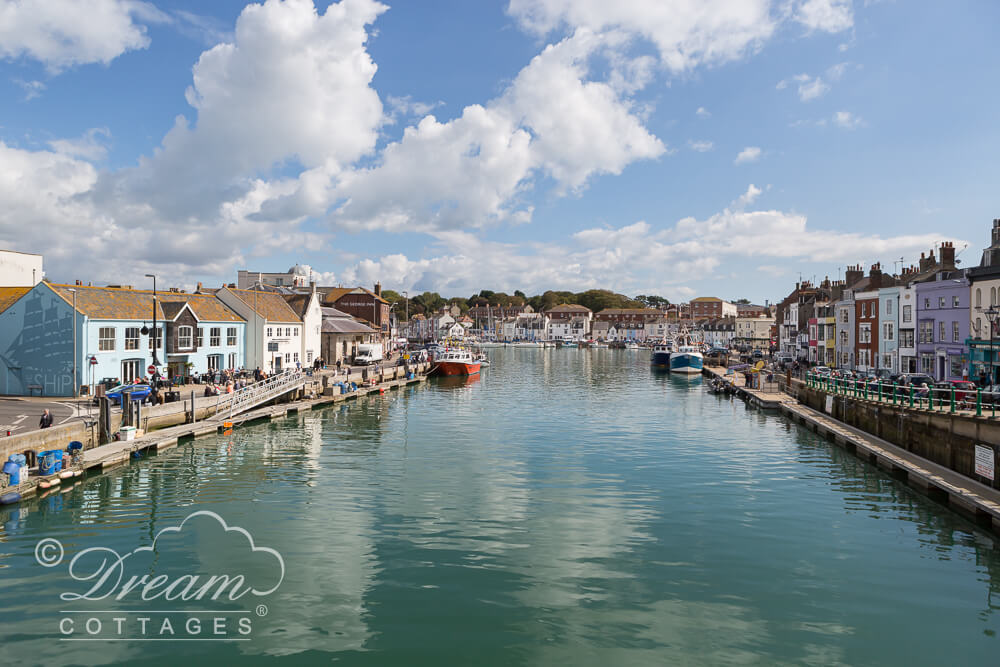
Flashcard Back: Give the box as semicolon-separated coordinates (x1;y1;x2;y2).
237;265;314;289
217;287;303;372
283;286;323;366
736;315;775;350
0;250;43;286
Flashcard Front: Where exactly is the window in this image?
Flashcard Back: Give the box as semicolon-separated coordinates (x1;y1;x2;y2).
902;305;912;323
293;327;299;337
886;300;893;315
858;349;870;367
228;352;237;369
284;353;291;363
266;327;273;337
227;327;237;346
859;323;871;343
950;356;963;378
210;327;221;347
307;351;313;363
840;331;848;344
98;327;115;351
939;297;946;308
993;287;998;306
977;288;982;308
924;298;930;309
883;354;893;369
293;352;299;362
124;327;139;350
861;303;866;317
196;327;204;347
840;308;848;323
178;325;193;348
285;327;291;337
919;321;934;343
900;330;914;348
953;296;960;308
883;323;894;341
953;321;960;343
939;321;946;342
208;355;221;371
148;327;162;349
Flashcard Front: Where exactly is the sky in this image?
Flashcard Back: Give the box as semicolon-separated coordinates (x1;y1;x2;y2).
1;0;998;304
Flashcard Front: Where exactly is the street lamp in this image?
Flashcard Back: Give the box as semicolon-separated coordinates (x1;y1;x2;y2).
979;305;1000;385
68;288;77;399
145;274;159;367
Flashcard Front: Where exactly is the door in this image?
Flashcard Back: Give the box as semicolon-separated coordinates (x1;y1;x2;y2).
274;355;282;371
121;359;142;383
939;356;946;380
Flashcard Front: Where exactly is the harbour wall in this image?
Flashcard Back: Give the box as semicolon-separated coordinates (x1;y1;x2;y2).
788;380;1000;490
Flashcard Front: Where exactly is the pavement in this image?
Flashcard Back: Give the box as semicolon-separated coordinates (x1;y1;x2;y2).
0;396;93;435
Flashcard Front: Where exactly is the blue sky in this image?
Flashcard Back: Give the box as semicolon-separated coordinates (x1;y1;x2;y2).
1;0;998;304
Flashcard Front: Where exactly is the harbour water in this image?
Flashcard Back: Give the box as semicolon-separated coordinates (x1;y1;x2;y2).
2;347;999;665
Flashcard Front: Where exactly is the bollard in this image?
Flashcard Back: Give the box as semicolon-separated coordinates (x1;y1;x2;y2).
878;381;883;402
950;387;956;414
909;385;914;408
928;388;934;411
977;388;983;417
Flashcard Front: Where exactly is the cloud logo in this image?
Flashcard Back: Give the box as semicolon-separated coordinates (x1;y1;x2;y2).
57;510;285;602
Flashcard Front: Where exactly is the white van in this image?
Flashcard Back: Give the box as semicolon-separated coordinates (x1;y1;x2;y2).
355;343;384;365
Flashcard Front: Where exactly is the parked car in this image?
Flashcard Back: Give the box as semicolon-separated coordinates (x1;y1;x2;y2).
105;383;152;406
813;366;832;376
946;380;978;405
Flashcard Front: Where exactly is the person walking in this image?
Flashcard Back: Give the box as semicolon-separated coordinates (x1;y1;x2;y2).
39;409;53;429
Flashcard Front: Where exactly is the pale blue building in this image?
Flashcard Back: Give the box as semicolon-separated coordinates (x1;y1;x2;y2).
878;286;900;374
0;282;246;397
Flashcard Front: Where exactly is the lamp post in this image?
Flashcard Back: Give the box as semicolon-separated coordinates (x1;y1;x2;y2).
69;288;77;399
145;274;159;367
980;305;1000;385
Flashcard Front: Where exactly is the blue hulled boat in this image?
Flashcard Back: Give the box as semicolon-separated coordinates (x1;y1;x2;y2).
651;341;672;367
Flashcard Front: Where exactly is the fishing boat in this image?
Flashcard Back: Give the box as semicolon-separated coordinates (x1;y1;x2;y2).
651;339;672;367
431;348;482;376
670;329;704;375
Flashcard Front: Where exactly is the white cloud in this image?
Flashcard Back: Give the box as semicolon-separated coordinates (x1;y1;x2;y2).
688;140;714;152
12;78;45;101
696;106;711;118
832;110;862;128
506;0;777;72
386;95;442;121
777;62;848;102
794;0;854;33
334;185;961;298
48;127;111;161
0;0;161;71
328;29;665;232
734;146;762;164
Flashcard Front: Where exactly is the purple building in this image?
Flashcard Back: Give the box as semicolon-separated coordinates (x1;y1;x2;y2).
914;273;970;381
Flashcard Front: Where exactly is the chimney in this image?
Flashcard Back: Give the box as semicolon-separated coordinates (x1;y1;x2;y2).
939;241;955;270
845;264;863;287
918;250;937;272
197;281;203;293
374;282;382;297
869;262;883;288
992;219;1000;247
310;280;316;296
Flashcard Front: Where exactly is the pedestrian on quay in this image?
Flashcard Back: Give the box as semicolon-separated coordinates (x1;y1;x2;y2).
39;409;53;429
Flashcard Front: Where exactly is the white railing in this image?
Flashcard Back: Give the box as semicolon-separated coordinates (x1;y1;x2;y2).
211;369;305;421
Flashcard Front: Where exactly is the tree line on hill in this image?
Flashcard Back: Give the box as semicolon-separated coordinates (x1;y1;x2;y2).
379;289;672;319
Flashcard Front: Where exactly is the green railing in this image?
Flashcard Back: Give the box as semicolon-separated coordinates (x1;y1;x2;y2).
806;372;992;417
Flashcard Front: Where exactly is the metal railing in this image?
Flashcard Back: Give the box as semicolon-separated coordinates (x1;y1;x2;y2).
806;372;996;417
211;369;305;420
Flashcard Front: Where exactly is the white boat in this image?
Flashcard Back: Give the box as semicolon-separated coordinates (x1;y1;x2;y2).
669;328;704;374
513;341;543;348
625;342;640;350
592;341;608;349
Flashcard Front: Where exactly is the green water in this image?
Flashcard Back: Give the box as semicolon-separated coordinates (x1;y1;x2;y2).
1;348;998;665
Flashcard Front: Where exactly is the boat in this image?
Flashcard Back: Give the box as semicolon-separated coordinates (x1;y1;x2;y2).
431;348;482;376
0;491;21;505
562;340;578;348
651;339;672;367
513;341;543;348
592;341;608;349
625;342;640;350
669;329;704;375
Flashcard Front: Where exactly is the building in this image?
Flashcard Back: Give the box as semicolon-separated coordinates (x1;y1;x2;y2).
876;286;900;374
237;266;314;289
968;220;1000;384
0;250;43;286
702;318;735;348
513;312;548;340
898;284;918;374
915;274;969;381
815;303;836;366
323;284;390;343
282;285;323;366
216;287;303;373
835;290;856;370
0;282;246;396
690;297;737;319
854;288;879;373
594;308;664;341
735;314;774;352
736;303;769;318
320;307;378;364
544;304;592;341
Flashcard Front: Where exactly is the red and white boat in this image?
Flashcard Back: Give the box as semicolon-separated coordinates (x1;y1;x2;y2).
431;348;482;376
